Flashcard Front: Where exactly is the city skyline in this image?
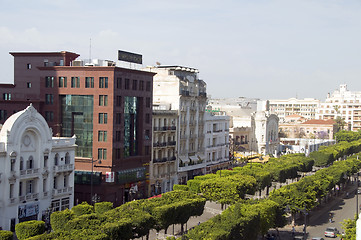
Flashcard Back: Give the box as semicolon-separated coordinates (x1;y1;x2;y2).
1;0;361;100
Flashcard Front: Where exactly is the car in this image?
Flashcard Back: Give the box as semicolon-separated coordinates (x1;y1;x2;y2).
357;188;361;194
312;238;325;240
324;227;339;238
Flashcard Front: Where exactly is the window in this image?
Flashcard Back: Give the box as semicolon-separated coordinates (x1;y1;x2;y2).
65;152;70;164
125;78;130;89
116;96;121;106
27;82;32;88
145;129;150;140
20;157;24;171
98;148;107;160
27;63;32;69
3;93;11;101
116;78;122;89
45;111;54;121
146;97;151;108
26;180;33;194
99;95;108;106
43;179;47;192
0;110;7;121
85;77;94;88
44;155;48;167
132;80;137;90
59;77;67;87
99;77;108;88
115;148;121;159
71;77;80;88
45;94;53;105
10;184;14;198
98;131;107;142
53;177;57;189
61;197;70;210
26;156;33;169
115;131;121;141
115;113;121;124
54;153;59;166
146;81;151;91
10;158;15;171
19;182;23;196
145;113;150;124
64;175;68;188
139;80;144;91
99;113;108;124
45;77;54;88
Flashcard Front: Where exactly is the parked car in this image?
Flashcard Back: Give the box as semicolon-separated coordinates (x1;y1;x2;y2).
357;188;361;194
312;238;325;240
324;227;339;238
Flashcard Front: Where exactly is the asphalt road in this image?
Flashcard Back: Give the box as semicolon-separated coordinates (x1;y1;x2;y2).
306;183;358;239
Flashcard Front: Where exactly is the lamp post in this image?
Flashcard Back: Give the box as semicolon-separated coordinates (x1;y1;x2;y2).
90;158;101;205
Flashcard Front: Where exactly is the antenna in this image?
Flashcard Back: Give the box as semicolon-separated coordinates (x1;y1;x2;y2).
89;38;92;63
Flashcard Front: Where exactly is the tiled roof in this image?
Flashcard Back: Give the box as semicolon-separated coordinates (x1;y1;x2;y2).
301;119;335;125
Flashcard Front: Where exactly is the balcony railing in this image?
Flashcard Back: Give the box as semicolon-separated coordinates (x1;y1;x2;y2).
20;168;39;178
167;141;176;146
53;164;74;172
19;193;39;202
153;142;167;148
52;187;73;197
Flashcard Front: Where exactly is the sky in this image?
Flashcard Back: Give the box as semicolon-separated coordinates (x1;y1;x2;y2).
1;0;361;100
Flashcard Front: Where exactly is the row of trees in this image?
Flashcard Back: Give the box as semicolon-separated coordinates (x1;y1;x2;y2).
9;191;205;240
184;155;361;239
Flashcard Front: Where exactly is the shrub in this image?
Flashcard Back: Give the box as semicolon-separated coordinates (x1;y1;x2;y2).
15;220;45;240
172;184;189;191
94;202;113;215
72;202;94;216
0;230;13;240
50;208;74;231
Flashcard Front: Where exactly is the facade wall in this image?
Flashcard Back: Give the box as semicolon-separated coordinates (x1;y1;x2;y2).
269;98;320;120
0;105;75;231
0;52;154;207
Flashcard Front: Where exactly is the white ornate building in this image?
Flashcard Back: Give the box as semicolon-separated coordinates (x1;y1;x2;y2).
0;105;76;231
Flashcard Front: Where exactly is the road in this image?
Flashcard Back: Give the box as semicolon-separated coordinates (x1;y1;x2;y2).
306;182;358;239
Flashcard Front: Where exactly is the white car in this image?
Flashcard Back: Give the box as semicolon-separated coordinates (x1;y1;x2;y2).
324;227;339;238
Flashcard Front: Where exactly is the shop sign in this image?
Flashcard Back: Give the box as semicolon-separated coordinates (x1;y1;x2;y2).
106;172;115;183
18;203;39;219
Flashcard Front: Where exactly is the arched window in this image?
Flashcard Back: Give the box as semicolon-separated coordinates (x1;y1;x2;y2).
65;152;70;164
27;156;33;169
20;157;24;171
54;153;59;166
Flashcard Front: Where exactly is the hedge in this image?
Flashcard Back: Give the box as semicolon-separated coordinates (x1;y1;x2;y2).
71;202;94;216
0;230;13;240
94;202;113;215
15;220;45;240
50;208;74;231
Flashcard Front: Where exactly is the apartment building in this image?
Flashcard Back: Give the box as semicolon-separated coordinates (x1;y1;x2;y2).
317;84;361;131
150;106;178;195
204;111;230;174
269;98;320;120
0;51;154;206
0;105;76;231
146;66;207;183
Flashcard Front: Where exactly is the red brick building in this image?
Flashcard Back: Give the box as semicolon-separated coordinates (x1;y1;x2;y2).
0;51;154;206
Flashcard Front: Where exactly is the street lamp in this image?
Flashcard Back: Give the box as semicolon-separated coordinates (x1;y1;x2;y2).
90;158;101;205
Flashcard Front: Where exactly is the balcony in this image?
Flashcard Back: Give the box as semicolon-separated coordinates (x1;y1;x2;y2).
167;141;176;146
20;168;40;179
52;187;73;197
153;142;167;148
19;193;39;202
199;92;207;98
53;164;74;173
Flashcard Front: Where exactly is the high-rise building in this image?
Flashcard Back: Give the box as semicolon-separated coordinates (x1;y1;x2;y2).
317;84;361;131
0;51;154;206
146;66;207;183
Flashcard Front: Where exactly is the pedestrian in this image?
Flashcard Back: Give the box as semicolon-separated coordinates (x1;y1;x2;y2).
292;225;295;237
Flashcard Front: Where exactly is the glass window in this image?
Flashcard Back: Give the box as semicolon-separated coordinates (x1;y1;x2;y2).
115;113;121;124
59;77;67;87
45;77;54;88
124;96;138;157
45;94;54;105
146;81;151;91
116;78;122;89
125;78;130;89
85;77;94;88
27;82;32;88
132;80;137;90
116;96;121;106
99;77;108;88
139;80;144;91
99;113;108;124
98;148;107;159
146;97;151;108
45;111;54;121
98;131;107;142
71;77;80;88
3;93;11;101
99;95;108;106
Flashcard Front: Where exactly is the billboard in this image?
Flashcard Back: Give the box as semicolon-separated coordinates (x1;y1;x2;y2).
118;50;142;64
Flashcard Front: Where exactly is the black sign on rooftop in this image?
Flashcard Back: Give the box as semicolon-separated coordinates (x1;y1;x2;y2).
118;50;142;64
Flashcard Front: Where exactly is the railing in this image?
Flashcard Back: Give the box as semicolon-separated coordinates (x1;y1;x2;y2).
153;142;167;147
52;187;73;197
20;168;39;178
54;164;74;172
167;141;176;146
19;193;39;202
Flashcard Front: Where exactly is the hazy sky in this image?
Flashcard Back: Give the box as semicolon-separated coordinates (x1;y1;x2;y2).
1;0;361;100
